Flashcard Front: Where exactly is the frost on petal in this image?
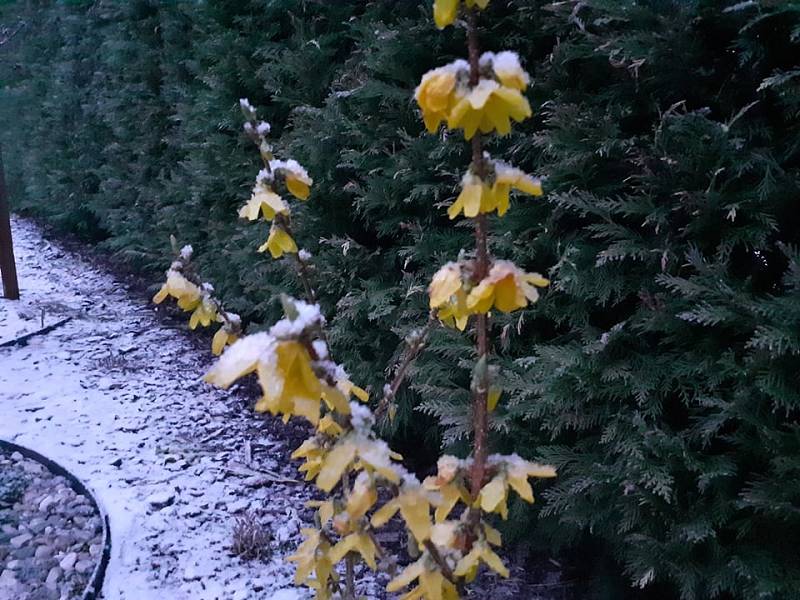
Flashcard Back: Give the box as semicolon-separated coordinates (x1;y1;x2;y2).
204;332;276;388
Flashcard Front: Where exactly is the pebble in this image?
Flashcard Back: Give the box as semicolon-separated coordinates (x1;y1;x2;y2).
10;533;33;548
147;491;176;510
0;449;102;599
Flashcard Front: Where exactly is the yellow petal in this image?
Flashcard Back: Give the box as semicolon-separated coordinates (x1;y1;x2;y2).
387;558;425;593
370;498;400;528
479;544;510;578
479;474;507;514
211;328;228;356
399;492;432;543
487;386;501;412
152;286;168;304
433;0;459;29
316;440;357;492
286;175;310;200
460;182;483;218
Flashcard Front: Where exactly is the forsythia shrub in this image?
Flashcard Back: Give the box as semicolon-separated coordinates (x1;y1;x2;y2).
153;1;556;598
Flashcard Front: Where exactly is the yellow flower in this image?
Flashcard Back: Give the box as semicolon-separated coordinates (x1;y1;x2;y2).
454;541;509;581
152;270;201;310
211;327;237;356
292;438;326;481
433;0;490;29
258;224;298;259
255;340;322;424
387;555;459;599
329;532;378;571
204;332;274;389
414;62;465;133
370;485;432;545
481;50;530;91
466;260;549;314
476;455;557;519
429;262;470;330
345;473;378;521
492;163;543;216
271;159;314;201
238;181;288;221
429;262;463;307
188;298;217;330
447;173;494;219
448;78;532;139
287;528;337;598
423;455;471;522
447;164;541;219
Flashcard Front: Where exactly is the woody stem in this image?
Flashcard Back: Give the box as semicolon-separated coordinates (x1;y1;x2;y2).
467;9;491;506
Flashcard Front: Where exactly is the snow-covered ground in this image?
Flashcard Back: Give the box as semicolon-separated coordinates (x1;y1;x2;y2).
0;218;381;600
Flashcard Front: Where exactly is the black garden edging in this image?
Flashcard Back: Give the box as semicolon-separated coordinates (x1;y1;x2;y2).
0;439;111;600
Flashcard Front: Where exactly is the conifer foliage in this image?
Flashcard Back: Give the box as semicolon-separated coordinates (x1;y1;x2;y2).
2;1;800;598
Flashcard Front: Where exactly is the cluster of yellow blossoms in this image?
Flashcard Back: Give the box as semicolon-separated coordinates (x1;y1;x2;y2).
415;51;531;139
152;243;240;355
238;98;313;259
153;3;556;598
199;295;554;599
429;260;549;331
449;156;543;219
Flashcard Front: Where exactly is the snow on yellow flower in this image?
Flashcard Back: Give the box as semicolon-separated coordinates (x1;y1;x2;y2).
433;0;491;29
271;159;313;201
447;78;532;139
466;260;549;314
492;161;543;216
447;172;494;219
414;61;466;133
480;51;530;91
429;262;463;307
152;270;201;310
238;180;288;221
429;262;470;330
258;224;298;259
423;455;471;522
476;454;556;519
188;297;217;330
204;332;275;388
255;340;322;424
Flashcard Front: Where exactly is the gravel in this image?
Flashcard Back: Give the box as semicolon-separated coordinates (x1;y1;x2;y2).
0;449;103;600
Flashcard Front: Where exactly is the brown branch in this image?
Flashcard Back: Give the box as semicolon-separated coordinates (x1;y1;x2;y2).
466;9;491;503
374;312;437;421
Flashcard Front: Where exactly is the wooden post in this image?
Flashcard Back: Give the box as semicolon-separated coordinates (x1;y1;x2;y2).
0;145;20;300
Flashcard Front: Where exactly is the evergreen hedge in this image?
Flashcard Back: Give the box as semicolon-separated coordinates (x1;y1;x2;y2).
2;1;799;597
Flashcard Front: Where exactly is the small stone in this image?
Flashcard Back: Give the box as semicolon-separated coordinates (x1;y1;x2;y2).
75;559;94;574
227;499;250;514
59;552;77;571
45;566;62;589
110;458;123;468
10;452;22;461
9;533;32;548
5;560;20;570
35;545;55;560
38;495;57;512
88;544;103;558
146;492;175;510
